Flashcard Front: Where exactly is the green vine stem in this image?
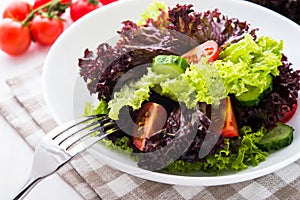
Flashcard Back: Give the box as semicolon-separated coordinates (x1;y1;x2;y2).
21;0;61;26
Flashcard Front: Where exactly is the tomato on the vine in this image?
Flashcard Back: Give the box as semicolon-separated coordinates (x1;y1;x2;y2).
33;0;71;9
100;0;117;5
2;1;32;21
70;0;102;22
0;18;31;55
60;0;71;4
33;0;51;9
30;15;64;45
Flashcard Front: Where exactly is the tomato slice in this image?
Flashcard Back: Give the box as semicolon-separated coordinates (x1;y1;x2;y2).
132;102;167;151
182;40;219;64
200;40;219;62
222;96;239;138
280;102;298;123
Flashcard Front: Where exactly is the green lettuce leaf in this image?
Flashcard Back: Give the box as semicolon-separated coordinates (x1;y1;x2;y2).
84;99;108;116
184;61;227;105
137;0;166;26
215;34;283;97
108;68;173;119
101;136;134;153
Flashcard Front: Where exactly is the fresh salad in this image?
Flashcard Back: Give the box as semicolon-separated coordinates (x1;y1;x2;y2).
78;1;300;174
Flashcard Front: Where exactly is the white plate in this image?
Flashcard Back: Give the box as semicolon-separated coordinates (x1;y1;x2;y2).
43;0;300;186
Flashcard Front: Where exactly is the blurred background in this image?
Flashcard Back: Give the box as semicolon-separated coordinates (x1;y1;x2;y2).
246;0;300;25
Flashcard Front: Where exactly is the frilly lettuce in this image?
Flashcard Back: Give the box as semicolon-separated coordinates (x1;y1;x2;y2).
108;62;226;120
108;68;175;119
215;34;283;97
184;61;227;105
108;68;198;120
163;126;268;174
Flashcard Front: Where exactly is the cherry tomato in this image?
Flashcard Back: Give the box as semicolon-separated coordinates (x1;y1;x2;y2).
2;1;32;21
0;18;31;55
60;0;71;4
280;102;298;123
133;102;167;151
100;0;117;5
32;0;51;9
30;15;64;45
33;0;71;9
222;97;239;138
183;40;219;64
70;0;102;22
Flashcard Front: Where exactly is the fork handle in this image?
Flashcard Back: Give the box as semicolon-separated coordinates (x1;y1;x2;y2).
13;177;41;200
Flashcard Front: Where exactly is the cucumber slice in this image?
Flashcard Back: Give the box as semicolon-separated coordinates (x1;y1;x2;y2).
258;122;294;152
235;75;273;106
152;55;190;77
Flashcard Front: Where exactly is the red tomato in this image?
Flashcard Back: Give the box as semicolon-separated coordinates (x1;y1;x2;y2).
2;1;32;21
182;40;219;64
70;0;102;22
0;18;31;55
33;0;70;9
60;0;71;4
133;102;167;151
200;40;219;62
222;97;239;138
30;15;64;45
100;0;117;5
280;102;298;123
32;0;51;9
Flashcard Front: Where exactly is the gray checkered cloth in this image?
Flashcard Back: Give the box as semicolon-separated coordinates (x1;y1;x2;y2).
1;65;300;200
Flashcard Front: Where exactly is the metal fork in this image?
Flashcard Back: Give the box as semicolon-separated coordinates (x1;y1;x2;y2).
13;114;119;200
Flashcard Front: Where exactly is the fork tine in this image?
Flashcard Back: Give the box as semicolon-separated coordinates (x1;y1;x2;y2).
64;119;117;151
58;115;117;150
98;117;112;126
57;120;100;146
67;126;121;157
84;126;120;148
45;114;103;141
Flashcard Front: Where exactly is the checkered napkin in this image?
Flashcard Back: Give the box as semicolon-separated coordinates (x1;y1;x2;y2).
1;66;300;200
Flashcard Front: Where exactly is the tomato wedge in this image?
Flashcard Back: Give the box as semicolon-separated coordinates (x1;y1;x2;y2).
182;40;219;64
222;96;239;138
200;40;219;62
280;102;298;123
132;102;167;151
